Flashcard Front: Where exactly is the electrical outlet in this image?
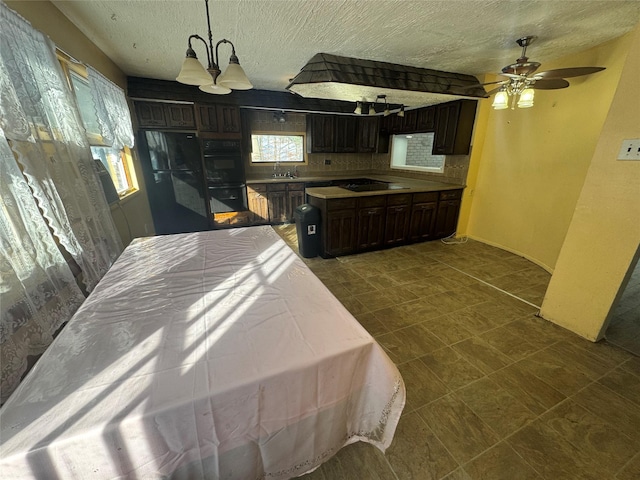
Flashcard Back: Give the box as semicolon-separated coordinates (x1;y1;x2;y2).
324;159;331;165
617;139;640;160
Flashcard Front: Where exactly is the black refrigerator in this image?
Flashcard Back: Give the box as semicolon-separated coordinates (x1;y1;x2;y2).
140;131;210;234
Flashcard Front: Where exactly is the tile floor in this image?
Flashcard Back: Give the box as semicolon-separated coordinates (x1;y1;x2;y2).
273;225;640;480
606;259;640;356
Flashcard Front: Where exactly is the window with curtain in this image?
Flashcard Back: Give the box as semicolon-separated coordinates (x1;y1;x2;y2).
0;2;134;403
59;56;137;197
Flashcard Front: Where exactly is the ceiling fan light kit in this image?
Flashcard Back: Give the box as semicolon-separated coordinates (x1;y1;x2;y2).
176;0;252;94
480;35;605;110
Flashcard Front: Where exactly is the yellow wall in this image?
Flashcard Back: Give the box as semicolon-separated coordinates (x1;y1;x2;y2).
540;23;640;340
460;32;634;271
6;0;155;245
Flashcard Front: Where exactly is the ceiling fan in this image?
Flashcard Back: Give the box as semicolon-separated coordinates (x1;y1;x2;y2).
472;36;605;109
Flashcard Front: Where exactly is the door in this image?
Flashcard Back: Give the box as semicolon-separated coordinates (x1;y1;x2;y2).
141;131;209;234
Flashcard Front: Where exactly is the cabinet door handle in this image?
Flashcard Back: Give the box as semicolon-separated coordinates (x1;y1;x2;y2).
368;210;376;215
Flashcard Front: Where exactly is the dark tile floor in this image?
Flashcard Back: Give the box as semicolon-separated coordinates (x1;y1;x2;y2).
606;259;640;356
273;225;640;480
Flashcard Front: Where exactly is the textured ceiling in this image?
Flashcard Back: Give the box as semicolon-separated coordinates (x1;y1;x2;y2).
51;0;640;105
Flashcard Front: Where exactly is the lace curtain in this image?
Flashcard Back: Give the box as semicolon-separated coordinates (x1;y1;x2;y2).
0;130;87;404
87;66;134;151
0;2;124;402
0;2;122;292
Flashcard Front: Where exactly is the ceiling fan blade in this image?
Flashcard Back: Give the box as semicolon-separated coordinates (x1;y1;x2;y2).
485;86;504;96
534;67;606;79
533;78;570;90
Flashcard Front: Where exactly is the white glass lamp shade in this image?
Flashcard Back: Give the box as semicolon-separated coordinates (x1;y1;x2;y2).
176;57;212;86
217;63;253;90
492;90;509;110
517;88;535;108
199;83;232;95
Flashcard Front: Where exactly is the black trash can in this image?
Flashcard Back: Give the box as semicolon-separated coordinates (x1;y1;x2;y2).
294;204;320;258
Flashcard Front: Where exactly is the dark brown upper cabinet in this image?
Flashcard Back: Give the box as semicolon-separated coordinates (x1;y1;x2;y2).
134;101;196;129
306;114;336;153
196;104;241;138
357;116;379;153
196;104;219;132
334;116;358;153
416;107;436;132
433;100;477;155
381;106;435;134
166;104;196;128
217;105;241;135
134;101;168;128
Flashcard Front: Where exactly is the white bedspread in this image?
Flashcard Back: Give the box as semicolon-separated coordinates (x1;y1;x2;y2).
0;226;405;479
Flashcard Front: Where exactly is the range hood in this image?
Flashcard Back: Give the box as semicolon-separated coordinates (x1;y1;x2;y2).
286;53;487;108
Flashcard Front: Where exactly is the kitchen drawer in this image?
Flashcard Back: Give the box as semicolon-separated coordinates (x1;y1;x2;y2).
412;192;438;203
358;195;386;208
439;189;463;201
386;193;411;206
288;183;305;191
327;198;357;211
248;183;267;193
267;183;286;192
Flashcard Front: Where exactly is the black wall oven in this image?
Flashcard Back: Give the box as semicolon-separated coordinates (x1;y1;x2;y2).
202;139;247;213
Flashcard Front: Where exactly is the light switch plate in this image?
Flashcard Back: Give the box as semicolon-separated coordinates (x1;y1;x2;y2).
617;139;640;160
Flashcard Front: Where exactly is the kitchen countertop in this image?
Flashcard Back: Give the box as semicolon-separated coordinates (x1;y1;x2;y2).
246;174;463;199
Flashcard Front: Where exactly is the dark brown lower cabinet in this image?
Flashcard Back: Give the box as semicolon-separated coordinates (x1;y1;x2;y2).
356;206;386;250
326;210;357;256
267;184;288;224
247;184;269;224
384;205;411;245
408;192;439;242
433;190;463;238
248;182;307;225
409;202;437;242
384;194;412;246
287;184;305;221
356;196;386;250
310;189;463;257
